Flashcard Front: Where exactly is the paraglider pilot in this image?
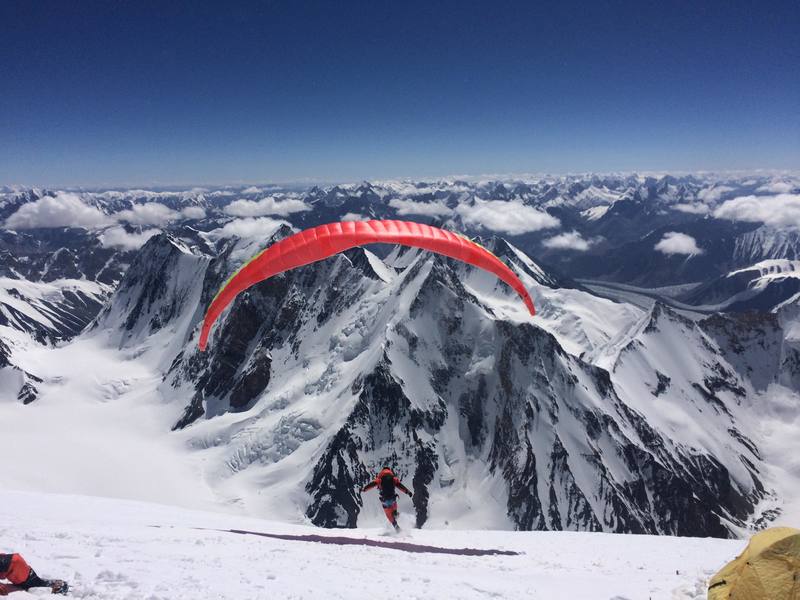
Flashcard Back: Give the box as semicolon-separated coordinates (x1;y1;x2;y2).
361;467;414;530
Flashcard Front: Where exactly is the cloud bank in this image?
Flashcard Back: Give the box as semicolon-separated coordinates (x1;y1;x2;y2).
115;203;180;226
713;193;800;230
224;197;309;217
2;198;208;230
388;198;452;217
209;217;289;240
756;181;796;194
456;199;560;235
654;232;704;256
697;186;735;203
113;203;204;225
672;202;711;215
99;226;161;250
5;193;111;229
181;206;207;220
543;230;593;251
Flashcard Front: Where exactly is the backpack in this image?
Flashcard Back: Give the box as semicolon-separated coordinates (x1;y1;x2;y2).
379;473;396;500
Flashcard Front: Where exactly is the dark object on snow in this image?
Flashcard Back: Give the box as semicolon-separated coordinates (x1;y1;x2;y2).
0;553;69;595
210;527;520;556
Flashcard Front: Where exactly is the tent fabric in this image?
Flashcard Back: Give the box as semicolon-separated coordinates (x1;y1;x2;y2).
708;527;800;600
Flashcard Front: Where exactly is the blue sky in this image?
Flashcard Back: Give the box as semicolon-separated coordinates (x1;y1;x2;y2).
1;0;798;186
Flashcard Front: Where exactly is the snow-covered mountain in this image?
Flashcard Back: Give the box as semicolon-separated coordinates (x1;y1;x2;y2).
5;230;784;536
1;173;799;541
683;260;800;312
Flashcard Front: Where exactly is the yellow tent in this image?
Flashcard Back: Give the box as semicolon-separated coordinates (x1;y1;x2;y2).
708;526;800;600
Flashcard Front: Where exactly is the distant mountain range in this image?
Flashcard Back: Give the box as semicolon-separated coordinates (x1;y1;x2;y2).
1;173;798;536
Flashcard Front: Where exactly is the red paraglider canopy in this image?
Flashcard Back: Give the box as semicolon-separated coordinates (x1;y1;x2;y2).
199;220;535;350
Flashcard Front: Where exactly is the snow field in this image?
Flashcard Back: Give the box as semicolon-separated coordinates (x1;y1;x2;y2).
1;491;743;600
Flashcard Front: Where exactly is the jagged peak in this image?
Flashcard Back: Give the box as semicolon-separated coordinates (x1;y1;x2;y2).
483;237;561;288
135;232;197;257
341;247;395;282
272;222;295;240
642;301;695;333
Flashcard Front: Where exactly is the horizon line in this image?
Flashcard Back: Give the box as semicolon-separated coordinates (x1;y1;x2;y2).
3;168;799;193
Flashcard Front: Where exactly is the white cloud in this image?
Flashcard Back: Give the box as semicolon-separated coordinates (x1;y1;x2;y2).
672;202;711;215
341;212;369;222
542;230;593;251
389;198;452;217
697;186;734;203
713;194;800;230
181;206;206;220
113;202;205;225
209;217;289;240
4;193;209;232
756;181;796;194
99;226;160;251
224;196;309;217
116;203;179;226
455;198;560;235
4;192;111;229
654;232;704;256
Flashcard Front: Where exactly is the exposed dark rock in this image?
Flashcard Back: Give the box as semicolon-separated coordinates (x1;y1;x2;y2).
652;372;671;397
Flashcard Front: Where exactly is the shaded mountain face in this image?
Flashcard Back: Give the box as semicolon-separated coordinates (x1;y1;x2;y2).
775;300;800;391
0;227;126;284
0;329;43;404
0;232;113;400
91;233;210;348
700;313;785;391
0;278;109;344
567;220;763;287
683;260;800;313
0;210;127;346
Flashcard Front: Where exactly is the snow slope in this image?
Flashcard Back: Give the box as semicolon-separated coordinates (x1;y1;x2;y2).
0;490;744;600
0;334;219;510
0;277;111;343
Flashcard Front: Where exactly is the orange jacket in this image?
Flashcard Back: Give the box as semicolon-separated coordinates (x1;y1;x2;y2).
0;553;32;586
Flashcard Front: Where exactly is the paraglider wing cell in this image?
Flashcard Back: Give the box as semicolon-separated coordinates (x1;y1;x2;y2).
198;220;536;350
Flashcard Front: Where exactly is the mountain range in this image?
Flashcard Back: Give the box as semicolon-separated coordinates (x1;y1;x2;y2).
1;172;798;537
